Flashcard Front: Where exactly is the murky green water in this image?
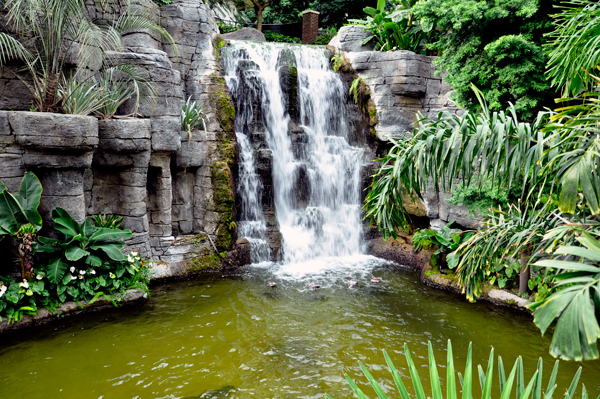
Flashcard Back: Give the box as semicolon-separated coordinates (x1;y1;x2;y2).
1;256;599;398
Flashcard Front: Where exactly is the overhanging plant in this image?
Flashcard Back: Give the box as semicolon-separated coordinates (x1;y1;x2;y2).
0;172;43;280
36;207;132;284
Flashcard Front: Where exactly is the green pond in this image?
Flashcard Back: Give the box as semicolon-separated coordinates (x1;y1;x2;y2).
1;256;599;398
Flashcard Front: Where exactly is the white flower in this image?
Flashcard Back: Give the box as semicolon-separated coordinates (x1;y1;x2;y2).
19;279;29;289
90;270;96;275
70;266;75;273
0;285;6;297
71;275;77;281
131;251;138;257
78;275;83;280
127;254;134;263
79;270;86;275
36;274;43;280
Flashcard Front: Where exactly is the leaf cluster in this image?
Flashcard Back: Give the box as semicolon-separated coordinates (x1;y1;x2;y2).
412;0;556;119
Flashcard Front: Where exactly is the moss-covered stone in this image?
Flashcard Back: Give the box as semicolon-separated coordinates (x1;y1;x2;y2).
211;161;235;251
288;66;298;118
211;91;235;134
186;247;226;272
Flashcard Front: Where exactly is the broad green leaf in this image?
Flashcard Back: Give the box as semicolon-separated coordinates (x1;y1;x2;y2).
0;191;27;234
18;172;42;230
90;243;125;261
447;340;456;399
462;343;473;399
498;356;506;395
52;208;82;237
85;254;102;267
88;227;132;242
0;179;7;193
405;343;427;399
65;245;90;261
559;167;578;214
45;258;68;284
482;348;494;399
384;350;410;399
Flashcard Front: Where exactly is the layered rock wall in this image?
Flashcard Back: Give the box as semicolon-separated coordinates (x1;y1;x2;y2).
0;0;242;279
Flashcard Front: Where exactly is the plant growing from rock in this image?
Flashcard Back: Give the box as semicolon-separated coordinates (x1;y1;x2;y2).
412;221;472;268
329;340;587;399
181;96;208;140
0;0;175;113
0;172;43;280
36;207;132;285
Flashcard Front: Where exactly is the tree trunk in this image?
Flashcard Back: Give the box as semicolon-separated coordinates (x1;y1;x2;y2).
256;5;265;32
518;249;531;295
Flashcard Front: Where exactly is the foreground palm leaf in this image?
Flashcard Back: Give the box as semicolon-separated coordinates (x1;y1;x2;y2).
529;231;600;361
328;341;587;399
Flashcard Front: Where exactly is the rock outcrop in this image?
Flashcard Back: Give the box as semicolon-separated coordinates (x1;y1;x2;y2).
221;27;266;42
0;0;247;279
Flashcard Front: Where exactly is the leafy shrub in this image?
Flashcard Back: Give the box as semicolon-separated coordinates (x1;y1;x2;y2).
412;0;556;119
92;214;124;230
181;96;208;135
412;222;473;268
447;180;511;216
217;21;240;34
264;31;301;44
314;28;338;45
152;0;173;5
331;54;345;72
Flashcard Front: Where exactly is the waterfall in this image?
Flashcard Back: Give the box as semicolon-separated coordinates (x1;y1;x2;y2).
223;42;364;264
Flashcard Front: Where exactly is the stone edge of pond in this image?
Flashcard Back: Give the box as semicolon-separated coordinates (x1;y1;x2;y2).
420;263;531;313
366;236;531;313
0;289;148;334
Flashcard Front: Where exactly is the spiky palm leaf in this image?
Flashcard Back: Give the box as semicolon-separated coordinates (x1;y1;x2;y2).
329;341;587;399
0;0;176;112
546;0;600;96
529;231;600;361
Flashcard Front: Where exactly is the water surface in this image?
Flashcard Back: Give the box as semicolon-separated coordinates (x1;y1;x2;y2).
1;257;598;398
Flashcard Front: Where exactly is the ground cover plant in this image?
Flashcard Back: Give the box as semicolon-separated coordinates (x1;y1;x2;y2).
364;1;600;361
0;173;150;323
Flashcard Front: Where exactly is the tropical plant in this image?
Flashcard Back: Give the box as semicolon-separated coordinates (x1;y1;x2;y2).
529;231;600;361
36;208;132;285
452;202;560;300
329;340;587;399
0;172;43;280
412;221;472;268
314;26;338;45
57;75;107;116
181;96;208;138
546;0;600;96
349;0;424;53
0;0;175;113
264;31;301;43
92;214;124;229
412;0;556;119
331;54;345;73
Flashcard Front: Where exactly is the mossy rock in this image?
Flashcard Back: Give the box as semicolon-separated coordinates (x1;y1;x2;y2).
211;161;235;251
186;248;226;272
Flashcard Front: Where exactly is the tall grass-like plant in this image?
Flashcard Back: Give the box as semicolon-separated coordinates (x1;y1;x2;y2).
0;0;176;113
57;75;107;116
546;0;600;96
181;97;207;138
329;341;588;399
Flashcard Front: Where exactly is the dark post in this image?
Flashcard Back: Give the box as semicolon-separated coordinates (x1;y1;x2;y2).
301;10;320;44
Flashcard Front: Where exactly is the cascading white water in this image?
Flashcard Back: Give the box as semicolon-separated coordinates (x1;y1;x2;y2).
223;42;364;264
236;132;272;263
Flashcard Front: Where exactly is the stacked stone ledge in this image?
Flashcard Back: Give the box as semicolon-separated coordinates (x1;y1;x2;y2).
329;25;481;233
0;0;246;279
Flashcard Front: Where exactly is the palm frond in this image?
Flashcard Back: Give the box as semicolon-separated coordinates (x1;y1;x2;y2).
0;32;33;65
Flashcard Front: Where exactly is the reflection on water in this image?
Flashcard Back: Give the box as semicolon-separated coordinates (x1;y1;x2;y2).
0;258;598;398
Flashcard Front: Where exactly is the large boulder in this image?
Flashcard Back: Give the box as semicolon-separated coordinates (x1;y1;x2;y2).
329;25;375;53
221;27;266;42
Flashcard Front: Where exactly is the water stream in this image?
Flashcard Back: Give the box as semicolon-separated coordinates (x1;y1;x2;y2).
223;42;364;263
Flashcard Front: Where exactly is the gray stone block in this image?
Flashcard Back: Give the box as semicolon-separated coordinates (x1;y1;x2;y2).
11;112;98;149
151;117;181;152
97;119;152;153
221;28;266;42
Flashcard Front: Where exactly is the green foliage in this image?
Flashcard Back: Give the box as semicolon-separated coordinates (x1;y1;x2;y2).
349;77;364;104
529;231;600;361
152;0;173;5
349;0;426;53
92;214;124;230
413;222;473;268
0;0;176;113
331;54;345;73
412;0;556;119
0;250;150;323
36;208;132;285
447;179;515;217
330;340;585;399
546;0;600;96
313;27;337;45
264;31;301;43
217;21;240;34
181;96;208;135
0;172;43;238
57;75;107;116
